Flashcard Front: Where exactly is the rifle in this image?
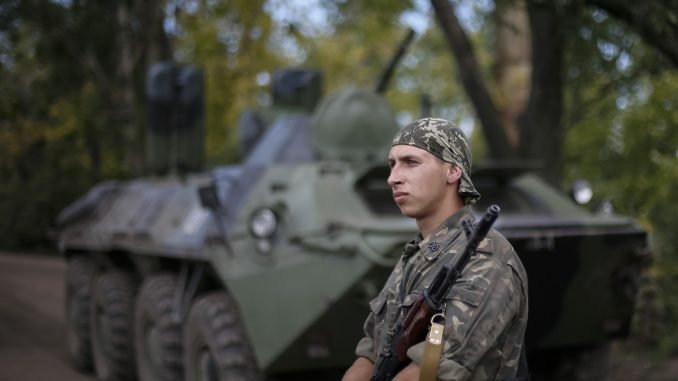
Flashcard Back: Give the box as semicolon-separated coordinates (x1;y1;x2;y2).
371;205;501;381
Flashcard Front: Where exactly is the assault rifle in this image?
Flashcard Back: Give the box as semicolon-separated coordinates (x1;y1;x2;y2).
371;205;501;381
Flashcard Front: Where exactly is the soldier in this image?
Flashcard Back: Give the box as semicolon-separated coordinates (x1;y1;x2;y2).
342;117;529;381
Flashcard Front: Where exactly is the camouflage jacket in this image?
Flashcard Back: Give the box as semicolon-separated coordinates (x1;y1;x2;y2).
355;206;529;381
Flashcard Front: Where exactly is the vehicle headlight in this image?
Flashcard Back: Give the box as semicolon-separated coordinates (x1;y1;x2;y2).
249;208;278;238
571;179;593;205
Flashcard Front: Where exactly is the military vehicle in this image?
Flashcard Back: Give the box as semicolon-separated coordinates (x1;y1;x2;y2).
56;37;649;381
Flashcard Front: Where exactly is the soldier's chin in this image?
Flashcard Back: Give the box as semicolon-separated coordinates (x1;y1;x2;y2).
397;206;418;219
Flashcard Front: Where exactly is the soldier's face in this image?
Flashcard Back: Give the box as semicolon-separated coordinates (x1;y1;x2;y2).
387;145;453;220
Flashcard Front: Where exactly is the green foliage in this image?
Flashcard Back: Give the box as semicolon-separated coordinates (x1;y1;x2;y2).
560;6;678;352
0;0;287;247
174;0;283;165
0;86;124;248
0;1;135;248
565;68;678;351
626;75;678;354
563;9;678;220
298;0;488;136
302;1;413;92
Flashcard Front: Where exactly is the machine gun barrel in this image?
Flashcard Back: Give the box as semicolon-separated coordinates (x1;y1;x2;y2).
375;28;416;94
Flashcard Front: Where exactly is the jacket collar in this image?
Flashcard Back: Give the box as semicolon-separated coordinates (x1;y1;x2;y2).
402;206;474;261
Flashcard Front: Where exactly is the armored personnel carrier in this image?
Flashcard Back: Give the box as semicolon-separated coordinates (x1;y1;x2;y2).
57;60;649;380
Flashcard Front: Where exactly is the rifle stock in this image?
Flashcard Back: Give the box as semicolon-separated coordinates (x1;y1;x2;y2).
371;206;501;381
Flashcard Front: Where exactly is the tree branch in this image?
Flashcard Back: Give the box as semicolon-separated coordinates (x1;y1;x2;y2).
587;0;678;67
430;0;515;160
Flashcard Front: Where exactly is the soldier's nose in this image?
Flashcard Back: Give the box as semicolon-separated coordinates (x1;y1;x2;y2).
387;169;402;186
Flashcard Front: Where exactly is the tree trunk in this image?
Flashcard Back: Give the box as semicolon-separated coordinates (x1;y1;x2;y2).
430;0;515;160
519;1;566;186
141;0;173;64
136;0;173;176
115;0;172;176
494;1;531;148
432;0;570;186
116;1;142;175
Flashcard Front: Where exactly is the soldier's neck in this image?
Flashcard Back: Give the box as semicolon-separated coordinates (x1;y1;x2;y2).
417;199;464;239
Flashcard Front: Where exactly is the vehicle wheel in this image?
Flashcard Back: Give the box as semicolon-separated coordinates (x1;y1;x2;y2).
184;292;261;381
135;273;183;381
90;271;137;381
65;255;96;372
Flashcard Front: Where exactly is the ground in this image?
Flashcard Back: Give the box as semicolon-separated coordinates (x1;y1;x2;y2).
0;250;676;381
608;341;678;381
0;251;94;381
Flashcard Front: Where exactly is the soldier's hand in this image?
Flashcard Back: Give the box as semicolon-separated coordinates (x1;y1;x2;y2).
342;357;374;381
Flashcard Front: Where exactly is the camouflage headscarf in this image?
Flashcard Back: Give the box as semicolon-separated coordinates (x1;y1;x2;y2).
391;117;481;205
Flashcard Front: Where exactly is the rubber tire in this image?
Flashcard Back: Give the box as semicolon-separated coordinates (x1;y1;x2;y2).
65;255;96;372
90;271;137;381
135;274;183;381
184;292;261;381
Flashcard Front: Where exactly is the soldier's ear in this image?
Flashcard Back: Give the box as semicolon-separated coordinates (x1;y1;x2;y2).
446;165;462;184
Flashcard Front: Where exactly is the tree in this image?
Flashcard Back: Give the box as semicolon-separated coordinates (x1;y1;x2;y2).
430;0;677;186
0;0;290;247
172;0;282;164
587;0;678;68
427;3;678;355
0;0;135;247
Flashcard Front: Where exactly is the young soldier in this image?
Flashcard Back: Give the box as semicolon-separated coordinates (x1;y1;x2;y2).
342;117;528;381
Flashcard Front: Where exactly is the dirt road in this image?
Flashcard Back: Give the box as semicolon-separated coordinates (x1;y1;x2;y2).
0;251;94;381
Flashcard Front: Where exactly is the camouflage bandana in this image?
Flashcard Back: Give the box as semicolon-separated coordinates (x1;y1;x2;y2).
392;117;481;205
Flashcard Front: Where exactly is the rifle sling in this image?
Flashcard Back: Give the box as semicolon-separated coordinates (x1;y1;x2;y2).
419;320;444;381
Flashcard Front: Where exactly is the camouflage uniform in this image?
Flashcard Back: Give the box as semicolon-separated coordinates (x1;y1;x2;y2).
354;118;528;380
355;206;529;380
